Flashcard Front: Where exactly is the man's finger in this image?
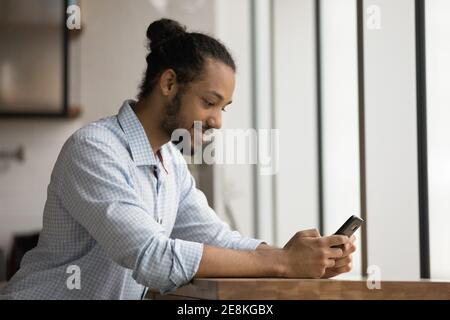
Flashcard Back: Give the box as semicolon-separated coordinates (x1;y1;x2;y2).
322;269;339;279
326;248;344;259
342;242;357;256
334;256;352;268
325;258;336;268
323;235;349;247
333;263;352;274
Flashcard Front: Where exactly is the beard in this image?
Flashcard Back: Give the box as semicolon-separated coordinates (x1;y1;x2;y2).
160;90;195;156
161;90;212;156
161;89;183;138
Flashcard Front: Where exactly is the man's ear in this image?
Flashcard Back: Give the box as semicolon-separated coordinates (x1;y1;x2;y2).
159;69;177;96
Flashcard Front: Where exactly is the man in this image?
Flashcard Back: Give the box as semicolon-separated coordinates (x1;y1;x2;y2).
0;19;355;300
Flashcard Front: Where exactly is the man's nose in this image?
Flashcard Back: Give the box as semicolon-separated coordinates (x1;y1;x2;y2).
207;113;221;130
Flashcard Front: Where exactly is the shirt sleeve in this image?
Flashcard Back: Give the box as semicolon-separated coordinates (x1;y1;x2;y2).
170;156;265;251
58;134;203;294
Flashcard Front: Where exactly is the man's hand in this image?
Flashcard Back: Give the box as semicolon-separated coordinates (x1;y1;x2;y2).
281;229;348;279
321;235;357;278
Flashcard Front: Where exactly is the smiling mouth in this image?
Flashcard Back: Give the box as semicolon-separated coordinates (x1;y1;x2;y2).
191;129;212;145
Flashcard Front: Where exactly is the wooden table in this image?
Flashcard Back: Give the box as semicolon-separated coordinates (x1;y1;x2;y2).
148;278;450;300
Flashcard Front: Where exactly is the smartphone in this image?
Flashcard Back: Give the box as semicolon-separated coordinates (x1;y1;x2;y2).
334;215;364;237
331;215;364;249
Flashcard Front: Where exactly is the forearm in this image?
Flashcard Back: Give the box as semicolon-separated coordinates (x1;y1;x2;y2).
194;244;285;278
256;243;278;250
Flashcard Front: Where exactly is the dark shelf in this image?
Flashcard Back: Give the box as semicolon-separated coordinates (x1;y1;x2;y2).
0;0;77;119
0;106;82;119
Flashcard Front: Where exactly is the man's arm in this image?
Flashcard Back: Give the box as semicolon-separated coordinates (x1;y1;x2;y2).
195;245;284;278
170;151;354;280
194;232;356;279
194;229;350;279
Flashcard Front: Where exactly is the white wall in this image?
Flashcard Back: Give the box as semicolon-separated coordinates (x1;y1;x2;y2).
251;0;276;243
363;0;421;280
273;0;319;247
321;0;362;277
425;0;450;280
0;0;216;265
212;0;255;238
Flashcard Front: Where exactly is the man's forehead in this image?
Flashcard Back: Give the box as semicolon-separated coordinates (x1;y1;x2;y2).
194;60;235;97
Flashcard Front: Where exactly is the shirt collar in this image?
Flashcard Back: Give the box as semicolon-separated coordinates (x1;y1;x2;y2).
117;100;158;166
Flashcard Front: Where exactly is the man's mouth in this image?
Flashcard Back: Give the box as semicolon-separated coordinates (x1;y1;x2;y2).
197;130;209;143
196;131;213;145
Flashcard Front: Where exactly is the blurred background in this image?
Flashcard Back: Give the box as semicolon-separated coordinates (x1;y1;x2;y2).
0;0;449;283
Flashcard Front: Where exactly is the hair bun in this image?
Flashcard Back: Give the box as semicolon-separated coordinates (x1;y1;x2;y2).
146;18;186;51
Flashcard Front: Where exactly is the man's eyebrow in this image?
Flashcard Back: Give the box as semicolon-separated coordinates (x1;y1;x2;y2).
207;90;224;100
207;90;232;105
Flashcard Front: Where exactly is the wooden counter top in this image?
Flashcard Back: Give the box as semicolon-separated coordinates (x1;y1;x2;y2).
148;277;450;300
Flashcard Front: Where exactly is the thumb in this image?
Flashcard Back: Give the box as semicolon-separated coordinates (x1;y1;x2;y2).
297;228;321;238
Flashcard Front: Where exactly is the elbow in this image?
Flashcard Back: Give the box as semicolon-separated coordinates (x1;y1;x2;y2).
130;238;204;295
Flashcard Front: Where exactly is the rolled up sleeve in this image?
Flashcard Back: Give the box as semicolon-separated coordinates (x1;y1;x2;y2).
58;135;203;294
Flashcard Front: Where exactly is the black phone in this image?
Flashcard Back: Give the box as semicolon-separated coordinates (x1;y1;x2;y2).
334;215;364;237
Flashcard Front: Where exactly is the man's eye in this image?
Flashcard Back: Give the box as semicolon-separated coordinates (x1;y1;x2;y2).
221;107;227;112
203;99;215;107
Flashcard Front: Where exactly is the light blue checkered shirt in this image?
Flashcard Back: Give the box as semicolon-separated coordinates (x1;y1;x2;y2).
0;100;263;300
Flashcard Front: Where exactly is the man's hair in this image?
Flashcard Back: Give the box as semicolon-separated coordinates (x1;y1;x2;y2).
138;18;236;100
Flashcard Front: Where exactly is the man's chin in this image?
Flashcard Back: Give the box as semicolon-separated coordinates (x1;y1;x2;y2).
172;141;203;157
170;130;207;156
189;142;205;157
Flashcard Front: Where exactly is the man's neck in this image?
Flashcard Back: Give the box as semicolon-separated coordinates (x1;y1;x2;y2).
134;97;169;154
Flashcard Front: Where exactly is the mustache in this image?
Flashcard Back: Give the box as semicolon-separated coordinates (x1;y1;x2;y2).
191;123;213;133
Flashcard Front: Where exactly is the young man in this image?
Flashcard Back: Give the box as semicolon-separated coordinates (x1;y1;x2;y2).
1;19;355;300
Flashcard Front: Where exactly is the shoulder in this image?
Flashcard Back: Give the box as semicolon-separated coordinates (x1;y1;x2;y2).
67;117;128;156
55;117;132;173
49;116;133;187
73;116;124;145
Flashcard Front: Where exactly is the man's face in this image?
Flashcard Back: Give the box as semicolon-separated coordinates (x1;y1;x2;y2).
160;58;235;153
